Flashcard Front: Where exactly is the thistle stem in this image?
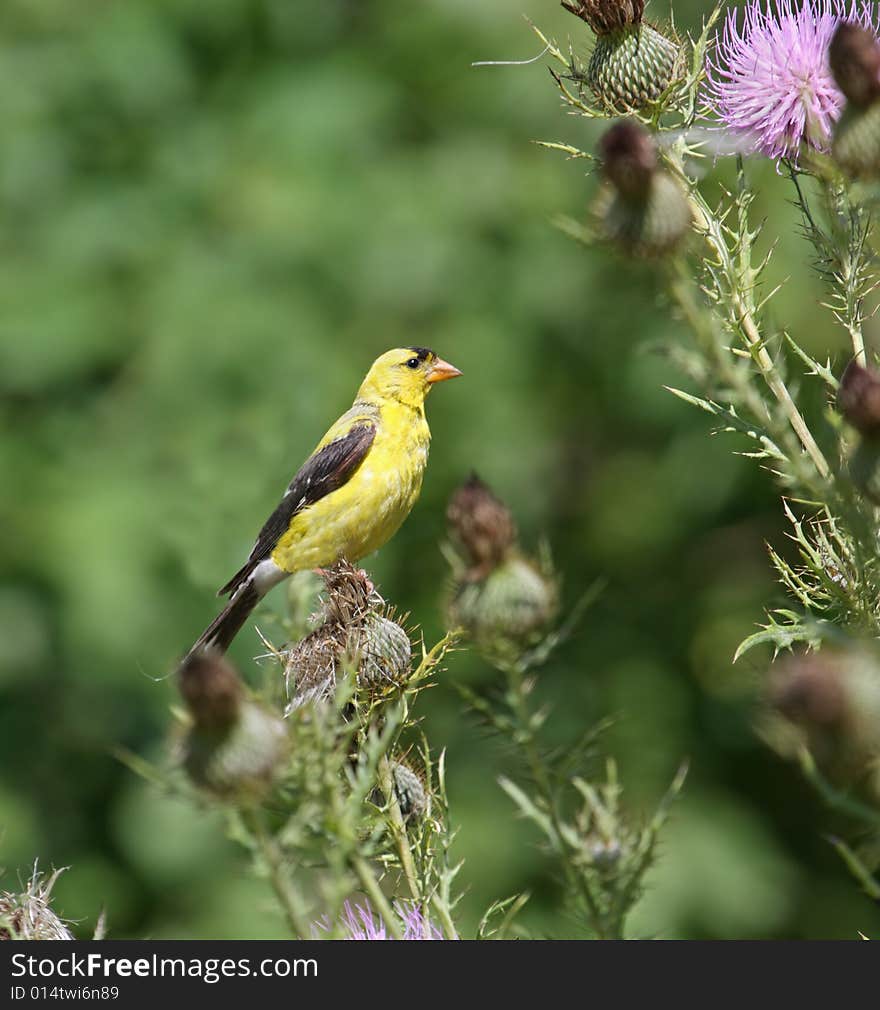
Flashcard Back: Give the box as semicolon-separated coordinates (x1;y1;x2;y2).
350;855;404;940
685;185;830;480
246;812;313;940
378;755;422;902
504;660;612;938
430;892;461;941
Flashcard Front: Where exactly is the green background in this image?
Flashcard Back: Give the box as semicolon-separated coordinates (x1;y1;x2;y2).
1;0;876;939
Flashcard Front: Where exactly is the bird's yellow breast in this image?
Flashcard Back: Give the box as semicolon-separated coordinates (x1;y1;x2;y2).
270;399;431;573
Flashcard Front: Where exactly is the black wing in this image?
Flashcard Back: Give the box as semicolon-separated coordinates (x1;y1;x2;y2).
218;421;376;597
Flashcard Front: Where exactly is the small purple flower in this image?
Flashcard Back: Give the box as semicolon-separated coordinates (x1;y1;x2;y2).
704;0;878;160
317;900;450;940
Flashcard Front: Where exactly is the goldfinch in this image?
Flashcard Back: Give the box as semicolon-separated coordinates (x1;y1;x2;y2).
189;347;461;656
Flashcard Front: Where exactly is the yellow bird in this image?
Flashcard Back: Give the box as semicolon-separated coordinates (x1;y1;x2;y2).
190;347;461;656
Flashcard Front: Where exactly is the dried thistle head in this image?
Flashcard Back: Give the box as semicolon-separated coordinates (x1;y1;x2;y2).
830;22;880;108
318;561;378;626
562;0;645;35
447;473;517;579
284;562;412;711
838;360;880;435
0;867;74;941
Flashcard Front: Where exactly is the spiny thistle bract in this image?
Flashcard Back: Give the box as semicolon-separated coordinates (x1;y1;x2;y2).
445;474;558;654
830;23;880;177
563;0;681;113
593;120;691;257
767;648;880;801
0;868;74;940
178;650;288;801
284;562;412;713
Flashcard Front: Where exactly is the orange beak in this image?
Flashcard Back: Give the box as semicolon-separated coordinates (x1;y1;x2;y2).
426;357;463;383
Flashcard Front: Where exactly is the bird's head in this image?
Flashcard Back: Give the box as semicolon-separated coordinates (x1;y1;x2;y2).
357;347;462;408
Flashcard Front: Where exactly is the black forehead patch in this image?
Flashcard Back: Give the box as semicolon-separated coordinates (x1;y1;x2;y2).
407;346;435;361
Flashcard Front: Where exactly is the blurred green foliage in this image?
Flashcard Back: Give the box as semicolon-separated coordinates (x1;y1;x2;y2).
2;0;879;939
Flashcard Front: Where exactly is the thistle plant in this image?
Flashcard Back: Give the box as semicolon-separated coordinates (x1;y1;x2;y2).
530;0;880;899
445;478;686;939
831;23;880;177
445;473;559;660
0;866;76;941
111;517;684;939
317;899;446;940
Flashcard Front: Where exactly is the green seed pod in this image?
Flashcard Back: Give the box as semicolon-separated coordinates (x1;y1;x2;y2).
769;648;880;798
359;614;412;689
832;102;880;179
183;701;288;801
595;172;691;257
594;121;691;257
448;554;558;650
849;434;880;504
588;25;680;112
562;1;680;111
391;761;427;820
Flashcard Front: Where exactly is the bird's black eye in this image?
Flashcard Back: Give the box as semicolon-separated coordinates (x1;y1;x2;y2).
406;357;420;369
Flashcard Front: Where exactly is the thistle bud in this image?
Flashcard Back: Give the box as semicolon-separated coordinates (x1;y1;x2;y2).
445;478;559;655
447;473;517;579
830;25;880;177
448;554;559;652
594;121;691;257
178;650;243;731
769;652;845;731
768;648;880;797
563;0;681;112
285;562;412;711
359;614;413;690
833;103;880;178
829;23;880;108
599;119;656;198
391;761;427;820
179;651;288;801
837;359;880;435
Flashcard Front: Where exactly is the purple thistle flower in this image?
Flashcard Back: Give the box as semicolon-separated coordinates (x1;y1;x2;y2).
704;0;878;160
317;900;450;940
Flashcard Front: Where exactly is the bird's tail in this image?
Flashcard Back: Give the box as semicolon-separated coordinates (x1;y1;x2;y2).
187;582;262;658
